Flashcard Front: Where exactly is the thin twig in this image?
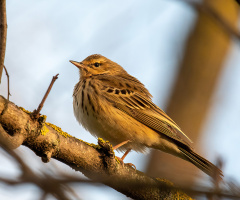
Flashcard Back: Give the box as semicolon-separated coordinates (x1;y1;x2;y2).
32;73;59;119
208;158;224;200
3;65;10;100
0;0;7;83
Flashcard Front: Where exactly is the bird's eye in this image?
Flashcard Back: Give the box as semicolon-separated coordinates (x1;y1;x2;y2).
94;62;100;67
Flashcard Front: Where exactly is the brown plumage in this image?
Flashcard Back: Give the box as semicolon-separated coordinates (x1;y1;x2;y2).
70;54;223;178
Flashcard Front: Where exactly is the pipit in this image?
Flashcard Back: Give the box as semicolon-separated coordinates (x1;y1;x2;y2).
70;54;222;177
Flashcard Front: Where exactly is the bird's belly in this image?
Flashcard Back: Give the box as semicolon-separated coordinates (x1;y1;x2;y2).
74;98;163;152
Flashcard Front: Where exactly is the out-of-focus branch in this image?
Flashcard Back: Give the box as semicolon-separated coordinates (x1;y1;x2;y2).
180;0;240;41
182;186;240;199
0;95;191;200
147;0;239;186
235;0;240;6
0;0;7;83
0;140;81;200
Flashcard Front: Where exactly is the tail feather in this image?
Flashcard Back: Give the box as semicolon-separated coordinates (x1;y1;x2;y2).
179;147;223;178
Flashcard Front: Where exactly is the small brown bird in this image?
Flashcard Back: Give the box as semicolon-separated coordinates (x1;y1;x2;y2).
70;54;222;177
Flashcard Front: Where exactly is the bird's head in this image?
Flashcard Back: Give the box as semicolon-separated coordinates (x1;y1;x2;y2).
70;54;126;78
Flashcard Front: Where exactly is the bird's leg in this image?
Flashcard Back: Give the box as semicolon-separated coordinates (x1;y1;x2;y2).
112;140;129;165
116;148;136;170
112;141;136;169
121;148;131;160
112;140;130;150
121;148;136;170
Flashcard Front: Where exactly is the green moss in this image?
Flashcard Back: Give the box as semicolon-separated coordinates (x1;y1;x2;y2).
40;124;49;136
42;122;100;150
87;142;101;149
173;191;194;200
19;107;31;114
19;107;101;149
19;107;47;123
98;138;113;150
115;157;120;164
98;137;105;144
38;115;47;123
156;178;194;200
156;178;173;186
46;122;72;138
75;138;100;149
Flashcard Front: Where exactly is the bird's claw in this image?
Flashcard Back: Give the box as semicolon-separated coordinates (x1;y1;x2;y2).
115;156;136;170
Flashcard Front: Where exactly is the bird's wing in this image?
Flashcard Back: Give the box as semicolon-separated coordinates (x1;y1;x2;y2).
97;76;193;147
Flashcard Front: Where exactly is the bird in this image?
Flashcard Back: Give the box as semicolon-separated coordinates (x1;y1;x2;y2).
70;54;222;177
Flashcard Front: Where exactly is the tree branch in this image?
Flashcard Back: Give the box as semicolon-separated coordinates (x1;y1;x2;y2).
0;95;191;200
181;0;240;41
3;65;10;100
1;95;239;199
0;0;7;83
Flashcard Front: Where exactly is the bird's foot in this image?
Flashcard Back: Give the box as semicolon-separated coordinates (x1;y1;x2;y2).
115;148;136;170
115;156;136;170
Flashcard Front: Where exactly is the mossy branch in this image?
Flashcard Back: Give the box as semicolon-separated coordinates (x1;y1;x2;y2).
0;95;192;200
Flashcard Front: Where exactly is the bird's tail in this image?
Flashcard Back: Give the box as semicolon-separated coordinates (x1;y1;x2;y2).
179;147;223;178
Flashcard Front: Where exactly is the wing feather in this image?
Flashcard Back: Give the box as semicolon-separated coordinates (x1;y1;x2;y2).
95;74;193;146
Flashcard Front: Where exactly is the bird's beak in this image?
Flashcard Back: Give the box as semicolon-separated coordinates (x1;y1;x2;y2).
69;60;84;69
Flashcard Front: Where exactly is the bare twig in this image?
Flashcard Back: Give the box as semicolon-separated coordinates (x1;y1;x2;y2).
208;158;224;200
3;65;10;100
32;73;59;119
0;0;7;83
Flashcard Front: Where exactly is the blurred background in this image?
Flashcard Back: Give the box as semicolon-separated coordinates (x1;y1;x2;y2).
0;0;240;199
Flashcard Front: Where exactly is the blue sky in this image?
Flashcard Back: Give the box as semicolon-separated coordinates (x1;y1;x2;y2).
0;1;240;199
